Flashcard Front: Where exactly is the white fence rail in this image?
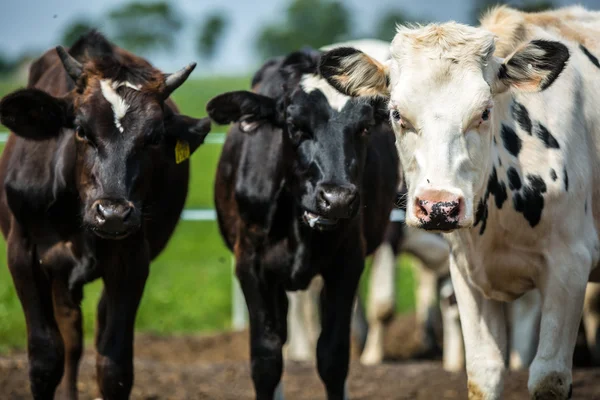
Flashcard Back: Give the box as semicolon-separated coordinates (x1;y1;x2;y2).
0;130;406;330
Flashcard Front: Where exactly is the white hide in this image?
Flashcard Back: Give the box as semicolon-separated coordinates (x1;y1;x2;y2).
318;7;600;398
346;8;600;399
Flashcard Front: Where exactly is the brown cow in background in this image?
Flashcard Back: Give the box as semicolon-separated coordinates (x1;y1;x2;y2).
0;31;210;399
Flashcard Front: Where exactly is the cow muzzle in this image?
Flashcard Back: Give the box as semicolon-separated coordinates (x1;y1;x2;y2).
89;199;140;239
302;183;360;231
413;190;464;232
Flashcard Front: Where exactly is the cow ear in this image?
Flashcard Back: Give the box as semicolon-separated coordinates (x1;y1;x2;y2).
0;89;73;140
495;40;569;93
206;91;277;132
164;114;211;164
319;47;390;98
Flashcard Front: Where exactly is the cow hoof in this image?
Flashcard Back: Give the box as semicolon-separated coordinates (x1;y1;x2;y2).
531;373;572;399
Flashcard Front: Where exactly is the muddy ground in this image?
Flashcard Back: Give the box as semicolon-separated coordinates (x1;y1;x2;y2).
1;314;599;399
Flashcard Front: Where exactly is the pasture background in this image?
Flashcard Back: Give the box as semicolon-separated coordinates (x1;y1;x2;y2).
0;77;416;353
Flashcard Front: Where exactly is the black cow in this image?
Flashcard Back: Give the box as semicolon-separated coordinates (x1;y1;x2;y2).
207;46;398;400
0;31;210;399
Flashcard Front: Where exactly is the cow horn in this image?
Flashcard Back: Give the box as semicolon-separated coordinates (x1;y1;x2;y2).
163;62;197;98
56;46;83;82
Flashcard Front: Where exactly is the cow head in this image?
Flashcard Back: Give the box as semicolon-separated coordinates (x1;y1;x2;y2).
319;23;569;232
0;33;211;239
207;49;388;231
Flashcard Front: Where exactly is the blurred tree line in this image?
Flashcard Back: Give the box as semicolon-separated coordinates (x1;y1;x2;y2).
0;0;557;76
255;0;555;58
0;1;229;76
61;1;228;59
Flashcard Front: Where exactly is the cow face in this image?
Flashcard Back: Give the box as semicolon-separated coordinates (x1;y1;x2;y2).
207;81;386;231
319;23;569;232
0;46;211;239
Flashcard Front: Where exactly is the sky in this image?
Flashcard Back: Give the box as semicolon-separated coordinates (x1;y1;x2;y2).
1;0;599;76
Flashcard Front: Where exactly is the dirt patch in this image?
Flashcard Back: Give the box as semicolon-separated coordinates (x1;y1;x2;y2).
1;314;599;399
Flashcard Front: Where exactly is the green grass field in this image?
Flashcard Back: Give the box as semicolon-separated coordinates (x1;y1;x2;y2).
0;76;416;353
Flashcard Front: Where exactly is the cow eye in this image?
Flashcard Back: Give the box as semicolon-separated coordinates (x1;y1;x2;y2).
482;109;490;121
145;134;162;147
287;118;311;144
75;126;88;142
391;110;414;131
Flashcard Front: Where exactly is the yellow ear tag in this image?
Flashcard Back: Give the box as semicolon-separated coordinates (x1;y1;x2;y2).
175;140;190;164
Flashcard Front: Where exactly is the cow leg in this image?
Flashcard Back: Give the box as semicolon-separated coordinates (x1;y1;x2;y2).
528;252;590;400
403;227;449;358
508;289;541;370
583;282;600;365
318;247;363;400
439;277;464;372
95;243;149;400
415;263;442;357
305;276;323;349
449;254;506;399
52;278;83;400
7;225;64;399
285;290;314;362
361;240;395;365
285;276;322;362
351;293;368;351
237;253;288;400
95;288;108;350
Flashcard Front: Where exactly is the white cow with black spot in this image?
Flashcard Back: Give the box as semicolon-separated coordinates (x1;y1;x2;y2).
319;5;600;399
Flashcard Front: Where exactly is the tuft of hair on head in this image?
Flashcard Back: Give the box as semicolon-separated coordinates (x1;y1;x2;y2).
68;29;114;61
392;22;497;65
480;5;528;58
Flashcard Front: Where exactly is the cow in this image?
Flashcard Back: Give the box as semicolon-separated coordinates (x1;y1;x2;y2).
207;39;398;400
0;31;210;400
318;5;600;398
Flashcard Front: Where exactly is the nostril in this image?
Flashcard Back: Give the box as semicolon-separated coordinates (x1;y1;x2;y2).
348;192;358;206
96;203;107;219
319;190;331;208
417;198;429;216
122;206;133;222
449;199;462;219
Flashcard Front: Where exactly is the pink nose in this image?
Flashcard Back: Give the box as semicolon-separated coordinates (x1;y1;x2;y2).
414;190;463;231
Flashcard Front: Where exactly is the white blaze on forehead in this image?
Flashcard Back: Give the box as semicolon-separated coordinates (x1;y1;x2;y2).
99;79;140;133
301;74;350;111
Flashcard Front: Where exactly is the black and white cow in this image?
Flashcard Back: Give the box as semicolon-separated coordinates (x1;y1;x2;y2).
208;40;398;399
318;5;600;399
